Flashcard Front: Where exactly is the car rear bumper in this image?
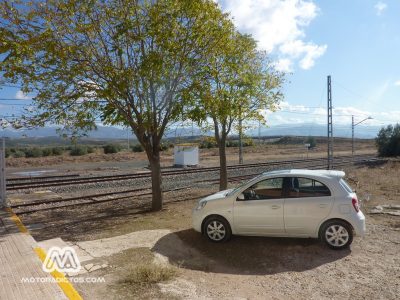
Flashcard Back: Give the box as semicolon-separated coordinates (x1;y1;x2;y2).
351;211;366;237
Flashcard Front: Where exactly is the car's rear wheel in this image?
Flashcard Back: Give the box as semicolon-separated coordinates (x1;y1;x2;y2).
203;216;231;243
321;220;353;250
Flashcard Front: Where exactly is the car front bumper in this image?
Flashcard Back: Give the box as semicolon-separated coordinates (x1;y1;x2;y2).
192;209;203;233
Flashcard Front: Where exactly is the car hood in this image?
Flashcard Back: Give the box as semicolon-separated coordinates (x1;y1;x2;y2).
201;189;233;202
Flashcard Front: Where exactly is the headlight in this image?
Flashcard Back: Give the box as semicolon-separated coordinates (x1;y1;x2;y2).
195;201;207;210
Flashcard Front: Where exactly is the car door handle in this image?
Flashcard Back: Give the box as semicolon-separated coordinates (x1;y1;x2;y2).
319;204;328;208
271;205;281;209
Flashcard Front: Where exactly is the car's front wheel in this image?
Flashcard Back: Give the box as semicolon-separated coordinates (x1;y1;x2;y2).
203;216;232;243
320;220;353;250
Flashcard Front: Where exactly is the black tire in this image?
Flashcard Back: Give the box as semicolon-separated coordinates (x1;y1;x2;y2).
203;216;232;243
320;220;353;250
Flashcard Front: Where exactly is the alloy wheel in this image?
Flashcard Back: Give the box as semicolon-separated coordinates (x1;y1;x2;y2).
325;224;349;247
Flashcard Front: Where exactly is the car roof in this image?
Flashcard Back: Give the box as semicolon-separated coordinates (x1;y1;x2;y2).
262;169;345;179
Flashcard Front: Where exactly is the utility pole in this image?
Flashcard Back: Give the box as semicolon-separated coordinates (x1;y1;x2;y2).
127;127;130;151
352;115;373;159
0;138;6;208
238;107;243;164
351;115;354;159
327;75;333;169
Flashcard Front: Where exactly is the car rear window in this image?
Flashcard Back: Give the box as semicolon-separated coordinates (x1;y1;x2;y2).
340;179;353;193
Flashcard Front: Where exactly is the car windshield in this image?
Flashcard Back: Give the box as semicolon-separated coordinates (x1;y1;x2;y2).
226;174;264;196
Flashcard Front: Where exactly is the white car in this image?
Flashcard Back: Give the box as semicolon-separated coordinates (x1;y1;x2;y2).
193;169;365;249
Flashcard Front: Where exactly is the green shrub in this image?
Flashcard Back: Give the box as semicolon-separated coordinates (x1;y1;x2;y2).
226;140;239;147
5;148;11;158
103;144;120;154
51;147;63;155
13;150;26;158
376;124;400;157
306;136;317;149
159;143;169;151
87;146;95;154
70;146;88;156
131;144;144;152
42;148;52;157
199;140;217;149
24;147;43;158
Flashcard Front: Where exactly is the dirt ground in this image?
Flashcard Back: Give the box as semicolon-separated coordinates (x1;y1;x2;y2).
15;159;400;300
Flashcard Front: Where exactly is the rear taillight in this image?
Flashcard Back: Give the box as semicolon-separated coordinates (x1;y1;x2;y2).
352;198;360;212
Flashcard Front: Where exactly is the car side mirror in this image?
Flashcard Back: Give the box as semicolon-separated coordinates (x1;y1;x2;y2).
237;193;245;201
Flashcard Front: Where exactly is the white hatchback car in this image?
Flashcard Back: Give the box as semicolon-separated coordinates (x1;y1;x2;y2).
193;169;365;249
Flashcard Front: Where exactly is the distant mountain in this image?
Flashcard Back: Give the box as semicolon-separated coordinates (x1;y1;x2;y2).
0;126;135;140
0;123;381;139
248;123;381;139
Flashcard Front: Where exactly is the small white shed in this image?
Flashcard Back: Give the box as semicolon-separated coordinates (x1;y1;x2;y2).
174;144;199;167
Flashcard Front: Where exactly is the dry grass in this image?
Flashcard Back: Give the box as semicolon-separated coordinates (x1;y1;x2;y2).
124;264;179;285
345;159;400;208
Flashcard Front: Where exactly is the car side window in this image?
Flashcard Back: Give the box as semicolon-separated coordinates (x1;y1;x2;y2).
287;177;331;198
242;178;284;200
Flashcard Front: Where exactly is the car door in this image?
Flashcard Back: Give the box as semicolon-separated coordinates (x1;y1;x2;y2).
283;177;334;236
233;177;285;235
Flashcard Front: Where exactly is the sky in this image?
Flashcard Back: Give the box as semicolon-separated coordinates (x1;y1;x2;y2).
1;0;400;136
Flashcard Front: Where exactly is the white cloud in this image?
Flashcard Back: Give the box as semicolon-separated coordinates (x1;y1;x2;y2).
15;90;31;100
274;58;293;72
394;80;400;86
218;0;327;70
263;101;398;126
374;2;387;16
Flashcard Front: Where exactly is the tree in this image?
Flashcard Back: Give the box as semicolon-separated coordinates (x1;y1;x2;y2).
376;124;400;157
0;0;233;211
188;33;284;190
306;136;316;149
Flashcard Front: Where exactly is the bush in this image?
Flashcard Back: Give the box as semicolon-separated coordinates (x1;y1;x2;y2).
376;124;400;157
226;140;237;147
199;139;217;149
125;264;178;284
306;136;317;149
243;138;254;147
87;146;95;154
24;147;43;158
226;138;253;147
131;144;144;152
159;143;169;151
42;148;52;157
51;147;63;155
13;150;26;158
70;146;88;156
103;144;120;154
5;148;11;158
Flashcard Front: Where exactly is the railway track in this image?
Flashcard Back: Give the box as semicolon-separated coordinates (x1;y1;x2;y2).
11;155;380;214
11;186;190;214
7;154;375;191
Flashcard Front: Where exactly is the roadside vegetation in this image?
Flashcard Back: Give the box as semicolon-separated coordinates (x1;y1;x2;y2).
376;123;400;157
125;264;178;285
6;146;65;158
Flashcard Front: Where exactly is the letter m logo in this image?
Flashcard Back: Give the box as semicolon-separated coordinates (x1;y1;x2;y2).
42;246;81;273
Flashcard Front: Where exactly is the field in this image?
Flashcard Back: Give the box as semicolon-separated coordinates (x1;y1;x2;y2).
5;140;400;299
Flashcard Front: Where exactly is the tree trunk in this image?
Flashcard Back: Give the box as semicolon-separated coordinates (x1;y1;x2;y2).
218;137;228;190
238;118;243;164
149;151;163;211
